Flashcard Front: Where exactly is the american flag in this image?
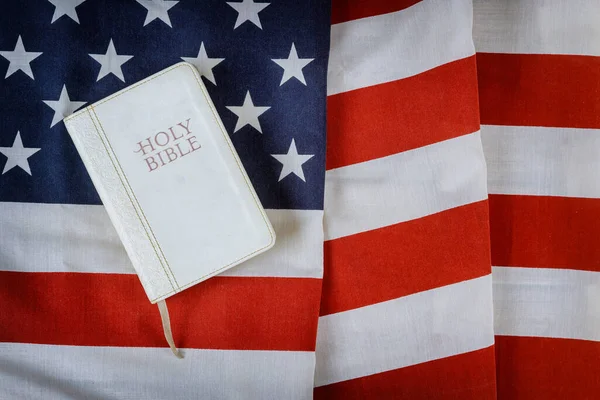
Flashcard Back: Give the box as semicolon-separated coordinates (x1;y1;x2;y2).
1;0;599;399
475;0;600;398
316;0;495;397
1;0;328;398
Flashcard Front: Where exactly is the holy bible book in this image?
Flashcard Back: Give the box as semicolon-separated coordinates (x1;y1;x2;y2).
64;63;276;330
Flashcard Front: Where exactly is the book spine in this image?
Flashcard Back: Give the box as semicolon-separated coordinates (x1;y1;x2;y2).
64;109;179;303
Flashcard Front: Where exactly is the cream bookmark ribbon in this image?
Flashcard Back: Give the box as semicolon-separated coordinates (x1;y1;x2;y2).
157;300;183;358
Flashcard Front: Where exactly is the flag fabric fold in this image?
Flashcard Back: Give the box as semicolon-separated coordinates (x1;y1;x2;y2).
315;1;496;398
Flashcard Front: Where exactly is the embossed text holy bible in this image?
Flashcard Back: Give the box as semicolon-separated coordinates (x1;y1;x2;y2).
64;63;276;356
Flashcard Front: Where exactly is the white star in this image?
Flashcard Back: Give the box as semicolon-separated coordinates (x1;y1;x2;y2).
47;0;87;24
181;42;224;85
136;0;179;27
226;0;269;29
0;132;41;175
43;85;86;128
0;36;43;80
271;139;314;182
271;43;314;86
89;39;133;82
226;91;270;133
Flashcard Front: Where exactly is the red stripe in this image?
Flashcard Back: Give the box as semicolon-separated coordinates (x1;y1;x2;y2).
477;53;600;129
496;336;600;400
326;56;479;170
489;194;600;271
321;201;491;316
0;272;321;351
331;0;422;25
314;346;497;400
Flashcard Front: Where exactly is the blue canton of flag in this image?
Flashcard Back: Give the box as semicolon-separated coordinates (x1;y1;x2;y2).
0;0;330;210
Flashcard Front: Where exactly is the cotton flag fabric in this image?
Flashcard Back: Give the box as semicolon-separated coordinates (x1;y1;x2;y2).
314;0;496;397
1;1;599;399
474;0;600;398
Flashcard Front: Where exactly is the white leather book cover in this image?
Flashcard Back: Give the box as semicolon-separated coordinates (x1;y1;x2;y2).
64;62;276;304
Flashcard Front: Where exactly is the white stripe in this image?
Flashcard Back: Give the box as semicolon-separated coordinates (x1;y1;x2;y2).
314;275;494;386
328;0;474;95
493;266;600;342
473;0;600;56
324;132;487;241
482;125;600;198
0;203;323;278
0;344;314;400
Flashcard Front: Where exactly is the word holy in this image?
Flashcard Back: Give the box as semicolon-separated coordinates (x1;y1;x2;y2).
133;118;201;172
